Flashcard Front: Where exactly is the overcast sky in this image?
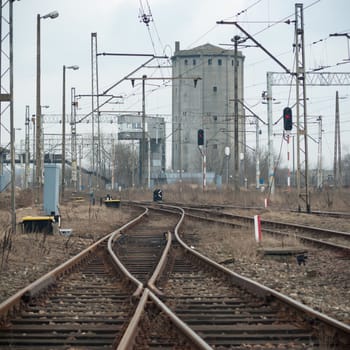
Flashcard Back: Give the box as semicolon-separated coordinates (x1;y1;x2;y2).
6;0;350;170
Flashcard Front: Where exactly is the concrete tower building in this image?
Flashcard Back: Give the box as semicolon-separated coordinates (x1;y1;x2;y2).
171;41;245;183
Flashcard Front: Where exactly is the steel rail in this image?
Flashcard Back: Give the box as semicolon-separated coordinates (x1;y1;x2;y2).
117;288;212;350
0;207;147;322
147;231;172;295
107;206;149;298
160;204;350;346
116;205;212;350
116;288;149;350
181;206;350;251
0;233;105;322
147;290;213;350
261;227;350;253
166;201;350;220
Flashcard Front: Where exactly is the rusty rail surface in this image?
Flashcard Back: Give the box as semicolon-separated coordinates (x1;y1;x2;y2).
0;207;148;349
180;205;350;253
153;204;350;349
2;201;349;349
112;206;213;348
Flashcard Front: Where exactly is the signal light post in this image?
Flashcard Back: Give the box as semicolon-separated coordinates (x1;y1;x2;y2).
283;107;293;191
197;129;206;191
283;107;293;131
197;129;204;146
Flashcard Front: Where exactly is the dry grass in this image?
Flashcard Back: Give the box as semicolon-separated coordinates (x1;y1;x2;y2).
59;202;124;236
184;219;304;266
0;197;133;272
0;198;137;302
119;183;350;212
0;185;349;273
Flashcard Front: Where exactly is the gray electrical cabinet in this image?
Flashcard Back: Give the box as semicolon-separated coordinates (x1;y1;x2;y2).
43;164;60;215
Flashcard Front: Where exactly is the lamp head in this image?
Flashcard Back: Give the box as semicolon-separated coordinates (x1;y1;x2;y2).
67;65;79;70
42;11;59;19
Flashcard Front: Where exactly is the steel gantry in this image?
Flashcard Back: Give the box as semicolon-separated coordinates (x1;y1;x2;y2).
267;70;350;211
294;3;309;212
0;0;16;232
91;32;101;190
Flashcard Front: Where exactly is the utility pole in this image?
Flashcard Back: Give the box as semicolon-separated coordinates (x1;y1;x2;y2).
61;66;66;200
24;105;30;188
294;3;310;212
78;144;82;191
140;74;146;187
0;1;16;232
35;13;42;204
35;11;59;204
255;118;260;189
91;32;99;190
333;91;341;187
71;87;78;191
233;35;240;191
178;74;183;192
111;137;115;190
9;1;16;233
269;69;350;193
217;19;291;197
32;115;36;188
316;116;323;189
266;72;275;195
61;64;79;201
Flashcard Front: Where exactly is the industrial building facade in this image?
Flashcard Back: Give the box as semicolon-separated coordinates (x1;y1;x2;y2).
171;41;245;183
118;115;166;186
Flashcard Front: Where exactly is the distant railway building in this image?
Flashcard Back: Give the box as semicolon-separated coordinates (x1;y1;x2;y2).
171;41;245;183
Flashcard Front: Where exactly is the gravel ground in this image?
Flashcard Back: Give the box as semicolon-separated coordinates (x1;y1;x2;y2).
0;201;349;329
182;212;350;326
0;203;137;303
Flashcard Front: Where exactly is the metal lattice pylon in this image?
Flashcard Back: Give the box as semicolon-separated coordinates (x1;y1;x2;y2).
91;32;101;189
0;0;11;171
0;0;16;231
294;3;310;212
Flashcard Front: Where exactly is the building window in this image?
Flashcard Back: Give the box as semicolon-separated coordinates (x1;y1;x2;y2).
184;59;188;65
213;115;218;121
213;86;217;92
218;59;222;66
208;58;212;65
213;144;218;149
193;59;196;65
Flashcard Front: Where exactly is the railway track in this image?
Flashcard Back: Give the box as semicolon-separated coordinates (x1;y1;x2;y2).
178;205;350;253
171;202;350;220
0;206;208;349
0;229;140;349
1;203;349;349
1;247;133;349
149;205;350;349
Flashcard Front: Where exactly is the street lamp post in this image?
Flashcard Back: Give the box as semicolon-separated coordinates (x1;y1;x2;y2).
233;35;241;191
35;10;59;204
61;65;79;201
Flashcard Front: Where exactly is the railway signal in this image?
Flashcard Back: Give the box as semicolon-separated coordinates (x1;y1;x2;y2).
283;107;293;131
197;129;204;146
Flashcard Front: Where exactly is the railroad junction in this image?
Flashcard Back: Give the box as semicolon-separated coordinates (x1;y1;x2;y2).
0;195;349;349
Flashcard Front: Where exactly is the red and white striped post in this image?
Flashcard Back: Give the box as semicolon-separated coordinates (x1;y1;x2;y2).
286;132;291;191
203;151;206;191
254;215;262;242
